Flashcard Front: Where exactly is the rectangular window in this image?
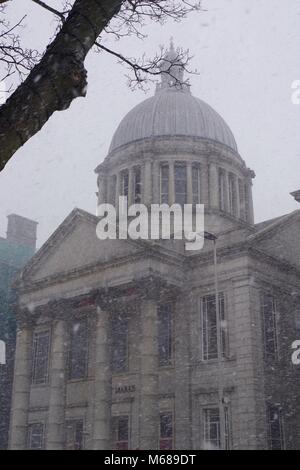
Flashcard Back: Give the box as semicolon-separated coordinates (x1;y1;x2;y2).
111;313;128;373
134;167;142;203
202;293;226;361
110;175;117;205
68;318;88;380
262;293;278;360
218;171;225;211
267;405;284;450
159;412;173;449
204;408;221;450
192;165;201;205
32;330;50;385
160;165;169;204
112;416;129;450
28;423;45;450
65;419;84;450
203;407;231;450
158;303;173;367
122;170;129;197
175;164;187;206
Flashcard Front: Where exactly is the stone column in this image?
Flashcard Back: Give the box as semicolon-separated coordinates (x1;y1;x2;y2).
224;171;231;213
128;167;134;206
174;298;191;449
246;178;255;224
201;162;209;207
187;162;193;204
209;160;219;209
9;324;33;450
46;320;66;450
97;172;107;205
234;175;241;219
143;160;152;206
152;161;160;204
169;161;175;205
139;300;159;450
92;307;112;450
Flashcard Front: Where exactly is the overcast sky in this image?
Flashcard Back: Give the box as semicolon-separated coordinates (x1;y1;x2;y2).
0;0;300;246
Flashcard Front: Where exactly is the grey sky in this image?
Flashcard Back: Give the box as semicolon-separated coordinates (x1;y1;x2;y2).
0;0;299;246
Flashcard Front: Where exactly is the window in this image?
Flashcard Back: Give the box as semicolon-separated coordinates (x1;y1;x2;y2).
202;293;226;361
203;407;231;450
68;318;88;380
65;419;84;450
261;293;278;360
28;423;45;450
192;165;201;205
159;412;173;449
160;165;169;204
112;416;129;450
174;164;187;206
32;330;50;385
218;171;226;211
134;167;142;203
110;175;117;205
111;313;128;373
121;170;129;197
267;405;284;450
158;303;173;367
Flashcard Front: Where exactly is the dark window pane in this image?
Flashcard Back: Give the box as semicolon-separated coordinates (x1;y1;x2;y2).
268;405;284;450
262;294;278;360
112;416;129;450
161;165;169;204
65;419;84;450
134;167;142;203
202;294;225;361
175;165;187;205
28;423;44;450
32;330;50;385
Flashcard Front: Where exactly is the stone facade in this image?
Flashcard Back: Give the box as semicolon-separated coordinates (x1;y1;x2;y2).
8;48;300;450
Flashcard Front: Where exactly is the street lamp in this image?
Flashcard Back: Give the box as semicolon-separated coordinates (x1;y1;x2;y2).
203;231;226;450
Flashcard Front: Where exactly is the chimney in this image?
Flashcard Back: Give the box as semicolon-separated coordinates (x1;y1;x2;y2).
291;190;300;203
6;214;38;251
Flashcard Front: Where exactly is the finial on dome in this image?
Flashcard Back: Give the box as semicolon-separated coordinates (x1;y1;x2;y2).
156;40;191;94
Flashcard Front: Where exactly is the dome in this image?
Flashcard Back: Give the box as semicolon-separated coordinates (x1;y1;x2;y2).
109;90;238;153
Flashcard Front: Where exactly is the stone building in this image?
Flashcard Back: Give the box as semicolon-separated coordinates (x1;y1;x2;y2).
9;45;300;450
0;214;37;449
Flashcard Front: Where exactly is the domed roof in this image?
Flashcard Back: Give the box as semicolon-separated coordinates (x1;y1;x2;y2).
109;43;238;154
109;90;238;153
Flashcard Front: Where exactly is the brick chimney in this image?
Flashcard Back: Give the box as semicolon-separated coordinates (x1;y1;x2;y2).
6;214;38;250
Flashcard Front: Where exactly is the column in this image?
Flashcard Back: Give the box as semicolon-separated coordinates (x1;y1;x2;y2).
209;160;219;209
174;298;191;449
97;172;107;205
92;308;112;450
9;324;32;449
246;178;255;224
234;175;241;219
201;162;209;207
139;300;159;450
169;161;175;205
128;167;134;206
187;162;193;204
143;160;152;206
224;171;231;213
152;161;160;204
46;320;66;450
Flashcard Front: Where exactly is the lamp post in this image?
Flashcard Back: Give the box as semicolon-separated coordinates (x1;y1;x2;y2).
204;231;226;450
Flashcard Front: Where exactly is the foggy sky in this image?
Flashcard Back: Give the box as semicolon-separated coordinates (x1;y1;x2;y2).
0;0;299;246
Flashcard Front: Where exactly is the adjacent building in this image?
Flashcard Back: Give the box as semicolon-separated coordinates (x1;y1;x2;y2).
0;214;37;449
9;45;300;450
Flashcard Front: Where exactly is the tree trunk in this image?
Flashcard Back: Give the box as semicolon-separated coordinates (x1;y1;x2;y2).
0;0;123;171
